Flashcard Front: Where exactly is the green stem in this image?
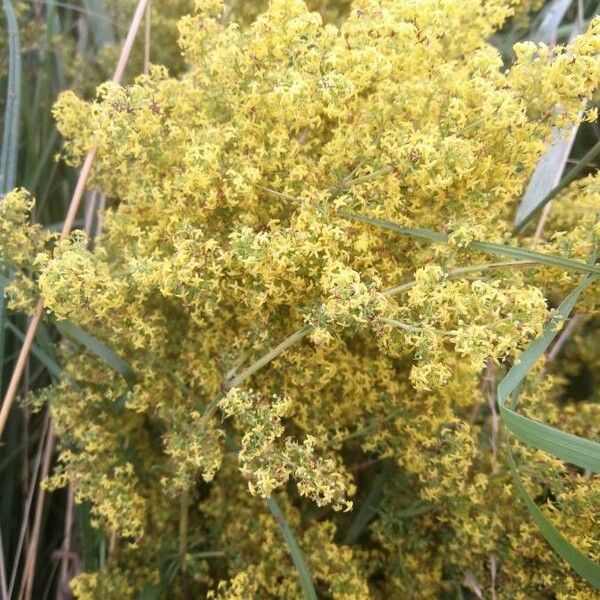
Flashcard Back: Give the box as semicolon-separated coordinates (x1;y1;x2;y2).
266;497;318;600
382;260;538;297
223;324;314;391
178;488;189;566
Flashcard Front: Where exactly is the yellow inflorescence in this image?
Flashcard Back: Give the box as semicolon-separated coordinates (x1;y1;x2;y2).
2;0;600;597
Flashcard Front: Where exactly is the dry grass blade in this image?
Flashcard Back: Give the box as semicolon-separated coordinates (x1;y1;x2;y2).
0;0;150;441
18;423;55;600
6;413;51;599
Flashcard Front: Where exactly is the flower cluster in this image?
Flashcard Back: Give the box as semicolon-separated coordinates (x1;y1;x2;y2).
2;0;600;597
220;388;353;510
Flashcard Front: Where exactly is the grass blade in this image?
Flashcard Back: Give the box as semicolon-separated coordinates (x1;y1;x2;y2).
495;275;600;587
513;139;600;233
340;211;600;275
55;320;135;384
5;321;62;381
81;0;115;49
266;497;318;600
0;267;6;390
515;126;578;229
497;276;600;471
507;447;600;588
344;462;392;545
532;0;572;43
0;0;21;196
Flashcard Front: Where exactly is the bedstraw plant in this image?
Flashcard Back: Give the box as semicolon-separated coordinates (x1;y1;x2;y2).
2;0;600;597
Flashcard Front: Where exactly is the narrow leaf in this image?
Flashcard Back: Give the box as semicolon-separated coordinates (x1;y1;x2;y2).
0;0;21;195
495;275;600;588
266;497;318;600
55;320;135;384
0;268;6;387
81;0;115;49
507;448;600;588
344;462;392;545
515;126;577;228
5;321;62;380
497;276;600;472
341;211;600;276
532;0;572;44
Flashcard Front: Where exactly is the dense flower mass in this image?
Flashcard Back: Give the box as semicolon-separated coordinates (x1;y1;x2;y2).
1;0;600;597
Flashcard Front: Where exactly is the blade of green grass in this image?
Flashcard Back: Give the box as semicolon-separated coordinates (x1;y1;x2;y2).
5;321;62;381
266;497;318;600
55;320;136;384
497;275;600;472
81;0;115;49
515;126;578;229
514;139;600;233
495;275;600;588
0;268;6;390
0;0;21;195
514;0;584;229
532;0;572;43
343;462;393;545
340;210;600;275
507;446;600;588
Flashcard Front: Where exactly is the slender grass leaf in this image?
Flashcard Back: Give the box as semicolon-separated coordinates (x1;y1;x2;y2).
514;139;600;233
495;275;600;588
497;276;600;472
341;211;600;275
532;0;572;43
81;0;115;49
55;320;135;384
507;447;600;588
0;0;21;196
5;321;62;380
266;497;318;600
0;268;6;387
515;126;578;228
514;0;584;228
344;462;392;545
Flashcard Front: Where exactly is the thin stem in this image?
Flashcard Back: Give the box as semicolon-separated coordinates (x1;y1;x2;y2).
256;184;303;203
379;317;420;333
178;488;189;566
223;325;314;391
0;528;8;600
382;261;538;298
8;413;50;598
57;486;74;594
143;0;151;75
19;422;55;600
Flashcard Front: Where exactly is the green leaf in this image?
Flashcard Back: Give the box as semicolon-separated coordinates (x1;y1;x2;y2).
266;497;318;600
340;211;600;276
507;448;600;588
55;320;136;384
0;0;21;195
344;462;392;545
495;275;600;588
497;276;600;472
514;139;600;233
0;268;6;387
515;126;577;229
532;0;572;44
81;0;116;49
5;320;62;381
